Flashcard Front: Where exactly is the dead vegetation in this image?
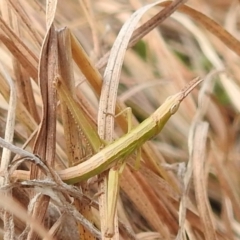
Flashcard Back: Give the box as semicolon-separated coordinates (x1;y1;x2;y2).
0;0;240;239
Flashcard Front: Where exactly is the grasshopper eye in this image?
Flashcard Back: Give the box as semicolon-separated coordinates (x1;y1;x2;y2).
170;102;180;114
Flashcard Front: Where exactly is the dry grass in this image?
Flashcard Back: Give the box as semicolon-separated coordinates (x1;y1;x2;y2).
0;0;240;239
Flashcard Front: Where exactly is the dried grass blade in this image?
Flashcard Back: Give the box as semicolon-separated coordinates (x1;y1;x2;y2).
160;2;240;57
0;32;38;80
32;25;58;171
140;166;180;202
0;63;17;239
45;0;58;29
57;29;95;166
211;150;240;221
120;166;171;239
15;65;40;123
79;0;100;58
130;0;188;47
0;64;17;173
70;31;103;94
0;193;54;240
134;168;179;234
177;72;219;239
10;10;40;124
29;20;58;239
8;0;42;46
0;74;37;132
192;122;217;240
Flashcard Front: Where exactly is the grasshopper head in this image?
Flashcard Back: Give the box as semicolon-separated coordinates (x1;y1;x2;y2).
165;93;183;115
170;100;180;114
168;77;203;115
